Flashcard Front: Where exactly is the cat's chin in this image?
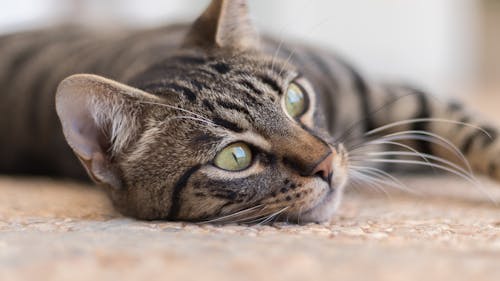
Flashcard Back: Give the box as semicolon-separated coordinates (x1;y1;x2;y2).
296;178;348;223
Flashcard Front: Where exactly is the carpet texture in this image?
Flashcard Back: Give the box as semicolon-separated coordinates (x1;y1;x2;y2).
2;176;500;281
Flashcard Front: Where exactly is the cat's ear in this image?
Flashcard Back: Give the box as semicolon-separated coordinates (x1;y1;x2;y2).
55;74;160;190
183;0;259;51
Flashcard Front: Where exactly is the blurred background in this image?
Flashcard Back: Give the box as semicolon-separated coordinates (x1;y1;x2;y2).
0;0;498;99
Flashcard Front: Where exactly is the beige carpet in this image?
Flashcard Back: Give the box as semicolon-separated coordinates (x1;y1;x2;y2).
2;175;500;281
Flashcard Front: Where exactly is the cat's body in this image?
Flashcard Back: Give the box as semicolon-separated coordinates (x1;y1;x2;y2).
0;25;188;178
1;0;499;223
0;24;359;178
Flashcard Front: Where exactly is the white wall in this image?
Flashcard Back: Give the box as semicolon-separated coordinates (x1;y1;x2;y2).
0;0;480;95
253;0;479;95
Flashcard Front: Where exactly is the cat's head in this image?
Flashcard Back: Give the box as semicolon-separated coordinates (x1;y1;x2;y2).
55;0;349;223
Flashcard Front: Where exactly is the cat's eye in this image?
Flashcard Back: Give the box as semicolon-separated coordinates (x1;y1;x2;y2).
214;142;253;171
285;82;307;118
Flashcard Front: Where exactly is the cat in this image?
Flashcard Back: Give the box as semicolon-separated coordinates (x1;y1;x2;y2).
0;0;499;223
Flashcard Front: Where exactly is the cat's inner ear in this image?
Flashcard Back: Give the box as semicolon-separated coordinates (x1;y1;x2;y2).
183;0;259;51
55;74;160;189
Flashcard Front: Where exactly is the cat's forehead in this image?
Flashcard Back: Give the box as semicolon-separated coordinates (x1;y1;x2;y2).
131;50;299;109
129;50;301;138
131;50;297;89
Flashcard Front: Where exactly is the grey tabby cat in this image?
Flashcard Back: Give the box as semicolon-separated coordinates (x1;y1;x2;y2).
1;0;499;223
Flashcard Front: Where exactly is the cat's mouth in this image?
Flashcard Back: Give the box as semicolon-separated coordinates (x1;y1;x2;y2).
303;188;336;213
297;182;346;223
285;144;349;223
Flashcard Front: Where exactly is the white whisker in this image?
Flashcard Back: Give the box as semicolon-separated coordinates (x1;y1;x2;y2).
349;171;393;199
139;101;214;124
352;130;472;174
365;118;492;139
350;139;435;171
257;207;289;225
278;48;297;76
365;151;475;179
361;158;496;204
349;165;417;195
169;116;220;128
199;204;264;224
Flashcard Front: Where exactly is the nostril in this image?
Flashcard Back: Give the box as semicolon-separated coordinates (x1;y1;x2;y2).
314;170;330;182
311;152;334;183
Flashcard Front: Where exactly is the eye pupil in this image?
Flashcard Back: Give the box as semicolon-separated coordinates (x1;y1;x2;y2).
214;143;252;171
285;83;306;117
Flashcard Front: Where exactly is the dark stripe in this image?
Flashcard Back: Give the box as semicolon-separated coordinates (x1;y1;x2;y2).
258;74;282;94
239;89;265;107
168;164;202;219
1;39;55;87
306;51;339;132
191;134;223;145
216;99;250;115
461;132;478;155
210;62;231;74
479;126;498;145
212;117;244;133
143;82;197;102
194;68;218;78
341;62;375;132
461;125;497;155
28;70;53;127
212;190;238;201
412;90;433;155
306;52;340;93
488;162;497;178
240;80;263;95
190;79;208;91
202;99;215;111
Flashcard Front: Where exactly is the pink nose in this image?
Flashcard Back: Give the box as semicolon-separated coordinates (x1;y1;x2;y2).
311;152;334;182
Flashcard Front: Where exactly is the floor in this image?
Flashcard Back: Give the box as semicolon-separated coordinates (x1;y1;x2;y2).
2;175;500;281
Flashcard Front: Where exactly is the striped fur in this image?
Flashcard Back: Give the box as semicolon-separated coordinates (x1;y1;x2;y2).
1;0;499;222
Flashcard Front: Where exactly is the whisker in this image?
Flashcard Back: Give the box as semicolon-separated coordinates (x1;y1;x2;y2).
138;101;214;124
365;118;492;139
364;151;475;179
278;48;297;77
349;150;477;194
271;34;286;73
169;116;220;128
199;204;264;224
361;157;498;205
257;207;289;226
335;92;415;143
349;171;392;199
350;139;436;171
297;205;304;225
349;165;418;195
365;158;471;179
351;131;472;174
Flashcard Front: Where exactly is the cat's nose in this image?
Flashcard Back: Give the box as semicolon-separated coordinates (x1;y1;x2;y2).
311;152;334;183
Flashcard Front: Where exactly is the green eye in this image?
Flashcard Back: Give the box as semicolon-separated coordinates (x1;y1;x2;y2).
214;142;253;171
285;83;307;118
